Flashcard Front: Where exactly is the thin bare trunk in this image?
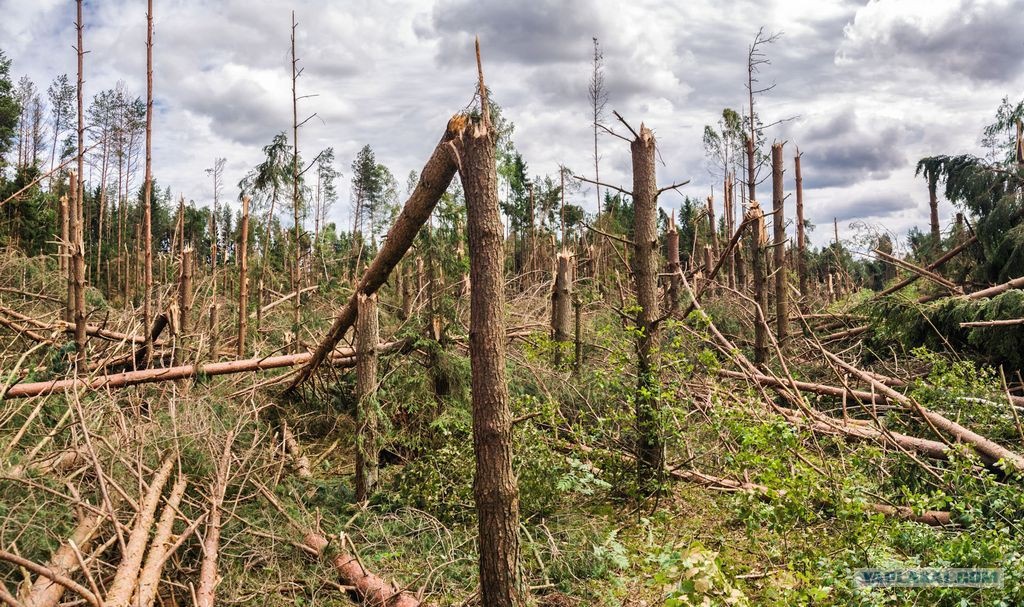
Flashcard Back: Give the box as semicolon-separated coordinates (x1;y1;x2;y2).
771;142;787;341
237;196;250;356
355;293;379;502
195;432;234;607
142;0;155;365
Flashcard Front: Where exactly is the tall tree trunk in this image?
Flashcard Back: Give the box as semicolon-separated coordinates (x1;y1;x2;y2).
748;202;768;366
73;0;87;365
237;196;250;357
179;247;193;337
60;194;69;298
454;42;524;607
724;174;736;289
795;151;807;301
354;293;379;502
771;142;787;342
142;0;155;365
631;124;663;489
707;194;718;257
291;11;303;355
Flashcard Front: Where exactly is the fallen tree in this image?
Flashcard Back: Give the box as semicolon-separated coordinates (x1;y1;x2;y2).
286;119;462;393
2;340;409;399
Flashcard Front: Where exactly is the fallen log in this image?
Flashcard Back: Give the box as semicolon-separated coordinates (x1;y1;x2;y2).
133;476;187;607
0;305;168;346
303;533;428;607
819;325;869;342
966;275;1024;300
959;318;1024;328
252;285;318;318
823;350;1024;470
3;340;408;399
873;248;962;294
876;235;977;298
196;432;233;607
24;511;105;607
286;120;461;392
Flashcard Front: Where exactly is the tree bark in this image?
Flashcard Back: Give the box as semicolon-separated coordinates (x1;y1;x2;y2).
178;247;193;336
286;123;459;392
665;213;680;311
355;293;379;502
142;0;154;366
237;196;250;356
928;175;940;245
196;432;233;607
747;201;768;366
550;251;572;366
794;152;807;300
23;511;104;607
455;46;524;605
631;124;664;489
290;12;303;355
771;142;788;341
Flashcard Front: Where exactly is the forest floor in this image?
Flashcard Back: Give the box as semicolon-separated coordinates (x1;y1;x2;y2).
2;249;1022;607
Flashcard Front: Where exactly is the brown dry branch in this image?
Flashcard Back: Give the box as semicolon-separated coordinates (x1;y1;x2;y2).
132;476;187;607
195;431;234;607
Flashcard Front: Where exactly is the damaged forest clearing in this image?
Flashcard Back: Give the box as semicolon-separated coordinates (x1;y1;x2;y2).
4;3;1024;607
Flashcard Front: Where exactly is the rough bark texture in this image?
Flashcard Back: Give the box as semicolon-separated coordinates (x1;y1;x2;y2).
928;175;940;244
73;0;86;364
747;202;768;366
550;251;573;365
287;124;460;392
302;534;426;607
237;196;250;356
707;195;718;257
724;174;736;289
290;12;303;355
59;194;69;295
771;142;788;341
631;124;664;488
794;153;807;299
355;293;379;502
455;92;524;606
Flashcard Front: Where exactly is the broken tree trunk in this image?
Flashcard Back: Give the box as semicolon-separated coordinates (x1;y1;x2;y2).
286;120;460;392
747;201;769;366
132;475;186;607
966;275;1024;301
104;457;175;607
196;432;234;607
706;194;718;257
874;248;961;294
355;293;379;503
794;152;807;300
454;42;524;605
771;142;788;341
179;247;193;336
3;340;408;399
665;212;680;311
550;251;573;366
23;511;104;607
302;533;427;607
631;123;664;489
69;171;87;365
877;236;977;298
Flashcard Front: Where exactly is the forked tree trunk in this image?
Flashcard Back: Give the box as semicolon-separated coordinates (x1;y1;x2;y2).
237;196;250;357
550;251;573;366
631;123;664;489
771;142;788;342
455;43;524;606
794;152;807;300
747;201;768;366
355;293;379;502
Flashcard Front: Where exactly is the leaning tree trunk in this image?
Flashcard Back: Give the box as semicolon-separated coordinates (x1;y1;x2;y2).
355;293;379;502
550;251;573;366
454;47;524;606
631;124;664;490
771;142;787;342
794;152;807;301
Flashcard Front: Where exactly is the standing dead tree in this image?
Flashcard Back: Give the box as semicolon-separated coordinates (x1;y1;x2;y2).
747;200;769;365
354;293;379;502
771;142;787;341
237;196;250;356
71;0;87;365
794;149;807;300
551;251;573;366
142;0;155;365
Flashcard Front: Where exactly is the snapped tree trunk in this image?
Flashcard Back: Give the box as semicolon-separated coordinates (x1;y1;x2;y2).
794;152;807;300
631;124;664;489
747;201;768;366
550;251;573;366
355;293;379;502
454;47;524;605
771;142;788;341
665;213;680;311
286;121;460;392
179;247;193;336
142;0;154;366
928;175;940;245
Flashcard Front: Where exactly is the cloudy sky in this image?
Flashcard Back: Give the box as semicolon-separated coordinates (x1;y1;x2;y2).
2;0;1023;252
